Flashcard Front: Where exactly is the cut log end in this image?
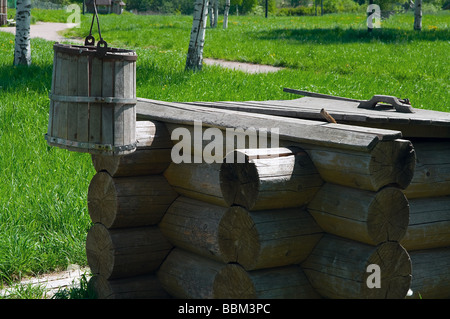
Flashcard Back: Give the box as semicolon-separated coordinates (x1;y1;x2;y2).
367;187;409;244
220;159;259;210
87;171;117;228
220;147;322;210
86;223;114;278
214;264;254;299
364;242;412;299
218;206;259;268
370;139;416;190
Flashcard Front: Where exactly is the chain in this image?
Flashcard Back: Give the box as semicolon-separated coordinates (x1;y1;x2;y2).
84;0;108;55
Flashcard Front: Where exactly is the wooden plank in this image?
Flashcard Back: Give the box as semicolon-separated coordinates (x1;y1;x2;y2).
76;55;89;143
101;60;114;146
187;97;450;138
54;52;70;141
47;50;57;137
136;99;400;152
89;57;103;147
66;54;79;142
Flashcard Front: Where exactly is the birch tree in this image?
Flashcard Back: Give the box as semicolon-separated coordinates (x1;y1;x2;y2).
209;0;219;28
223;0;231;29
185;0;209;71
414;0;422;31
14;0;31;66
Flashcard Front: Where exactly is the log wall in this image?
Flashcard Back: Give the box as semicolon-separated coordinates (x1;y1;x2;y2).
85;116;450;299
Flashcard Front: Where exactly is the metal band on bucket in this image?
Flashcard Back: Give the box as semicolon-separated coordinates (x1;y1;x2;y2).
45;134;137;154
49;93;137;104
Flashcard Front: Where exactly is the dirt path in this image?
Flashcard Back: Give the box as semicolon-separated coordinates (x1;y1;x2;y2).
0;21;82;43
1;22;283;73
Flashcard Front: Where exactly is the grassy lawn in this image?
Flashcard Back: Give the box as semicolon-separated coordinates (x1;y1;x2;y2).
0;8;449;295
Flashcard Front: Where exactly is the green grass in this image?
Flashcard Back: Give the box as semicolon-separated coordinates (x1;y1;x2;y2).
0;9;449;295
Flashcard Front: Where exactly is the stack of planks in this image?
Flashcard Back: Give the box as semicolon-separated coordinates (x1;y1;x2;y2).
83;98;449;299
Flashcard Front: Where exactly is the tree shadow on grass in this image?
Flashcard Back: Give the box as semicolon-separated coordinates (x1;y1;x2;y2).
251;27;450;45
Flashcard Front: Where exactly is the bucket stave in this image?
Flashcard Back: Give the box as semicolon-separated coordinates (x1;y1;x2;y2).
46;43;137;156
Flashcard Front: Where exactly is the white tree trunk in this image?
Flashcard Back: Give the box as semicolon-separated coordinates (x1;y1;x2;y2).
14;0;31;66
223;0;230;29
185;0;209;71
414;0;422;31
209;0;214;27
213;0;219;28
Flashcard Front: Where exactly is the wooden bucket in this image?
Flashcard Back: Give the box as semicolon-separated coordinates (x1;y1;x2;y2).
45;43;138;156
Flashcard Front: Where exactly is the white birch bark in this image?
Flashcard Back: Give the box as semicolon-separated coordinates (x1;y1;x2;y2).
213;0;219;28
223;0;230;29
14;0;31;66
185;0;209;71
414;0;422;31
209;0;214;27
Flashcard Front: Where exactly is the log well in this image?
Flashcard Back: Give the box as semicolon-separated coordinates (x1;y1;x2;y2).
79;98;450;299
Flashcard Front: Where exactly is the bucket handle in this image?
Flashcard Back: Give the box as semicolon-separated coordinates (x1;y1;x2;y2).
84;0;108;56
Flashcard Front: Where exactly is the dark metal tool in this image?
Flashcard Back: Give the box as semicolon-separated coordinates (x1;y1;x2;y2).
283;88;414;113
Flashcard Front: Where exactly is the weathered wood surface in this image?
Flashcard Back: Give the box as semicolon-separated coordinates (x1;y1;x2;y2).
137;100;415;191
87;171;178;228
47;44;137;155
164;162;226;207
400;196;450;251
88;274;171;299
296;139;415;191
308;183;409;245
157;248;320;299
159;197;323;270
302;234;412;299
86;223;172;279
91;120;173;177
403;140;450;199
220;147;323;210
186;97;450;138
407;247;450;299
136;98;403;152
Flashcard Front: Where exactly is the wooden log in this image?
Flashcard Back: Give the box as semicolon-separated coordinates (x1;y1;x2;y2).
407;247;450;299
147;102;415;191
87;171;178;228
137;98;402;152
294;139;416;191
400;196;450;251
308;183;409;245
403;140;450;199
91;120;173;177
157;248;320;299
164;162;226;207
219;147;323;210
302;234;412;299
86;223;172;280
159;196;323;271
88;274;171;299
